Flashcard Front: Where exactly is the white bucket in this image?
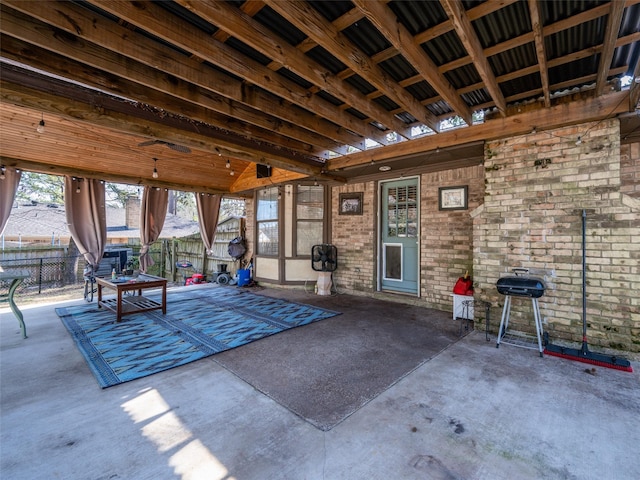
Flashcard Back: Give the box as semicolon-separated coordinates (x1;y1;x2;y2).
316;272;332;296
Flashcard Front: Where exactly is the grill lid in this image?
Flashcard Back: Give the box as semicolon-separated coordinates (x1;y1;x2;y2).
496;269;545;298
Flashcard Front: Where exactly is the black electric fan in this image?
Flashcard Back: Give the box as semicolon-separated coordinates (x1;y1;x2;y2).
311;244;338;272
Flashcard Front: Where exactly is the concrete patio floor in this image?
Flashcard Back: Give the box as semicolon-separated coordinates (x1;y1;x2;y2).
1;284;639;480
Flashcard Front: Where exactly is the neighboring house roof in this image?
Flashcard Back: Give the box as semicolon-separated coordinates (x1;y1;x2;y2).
2;203;200;240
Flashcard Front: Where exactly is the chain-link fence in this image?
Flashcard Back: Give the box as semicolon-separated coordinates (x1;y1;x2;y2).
0;246;163;305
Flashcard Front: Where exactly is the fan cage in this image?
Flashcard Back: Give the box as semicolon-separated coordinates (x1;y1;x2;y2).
311;244;338;272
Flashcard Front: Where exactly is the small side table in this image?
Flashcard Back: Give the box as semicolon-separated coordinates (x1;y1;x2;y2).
452;294;474;336
1;270;30;339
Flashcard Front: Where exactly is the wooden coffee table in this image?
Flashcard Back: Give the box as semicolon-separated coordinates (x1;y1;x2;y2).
96;274;167;322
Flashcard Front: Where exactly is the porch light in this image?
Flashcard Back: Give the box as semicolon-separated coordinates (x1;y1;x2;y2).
36;114;45;134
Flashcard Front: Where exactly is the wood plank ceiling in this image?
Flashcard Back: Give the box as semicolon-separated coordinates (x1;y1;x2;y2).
1;0;639;195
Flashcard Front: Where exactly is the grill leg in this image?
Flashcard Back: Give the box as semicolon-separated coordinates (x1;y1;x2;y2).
496;295;511;348
532;298;544;357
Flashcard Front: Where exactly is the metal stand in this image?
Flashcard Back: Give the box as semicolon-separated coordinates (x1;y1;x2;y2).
496;295;544;357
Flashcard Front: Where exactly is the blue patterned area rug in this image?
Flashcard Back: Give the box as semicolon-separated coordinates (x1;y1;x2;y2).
56;287;341;388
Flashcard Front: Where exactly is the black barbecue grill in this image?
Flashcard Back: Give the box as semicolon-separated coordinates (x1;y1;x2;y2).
495;268;546;357
496;271;545;298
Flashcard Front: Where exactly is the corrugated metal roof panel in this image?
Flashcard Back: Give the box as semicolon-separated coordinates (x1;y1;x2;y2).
500;73;541;98
387;0;448;35
307;0;355;22
306;46;347;75
342;17;391;56
378;55;418;83
548;56;600;85
445;64;482;90
253;6;308;46
373;95;400;112
489;43;537;77
426;100;454;117
472;1;531;48
344;74;377;96
540;0;606;25
405;81;439;102
421;31;467;66
461;89;492;108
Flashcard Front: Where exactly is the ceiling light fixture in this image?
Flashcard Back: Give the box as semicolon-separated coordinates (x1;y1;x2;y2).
152;158;159;179
36;114;45;134
378;165;391;172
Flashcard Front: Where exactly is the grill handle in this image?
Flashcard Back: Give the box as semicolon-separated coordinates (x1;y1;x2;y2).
513;268;529;276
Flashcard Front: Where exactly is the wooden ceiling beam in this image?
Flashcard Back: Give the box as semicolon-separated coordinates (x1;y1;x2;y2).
264;0;441;132
174;0;409;142
87;0;381;146
528;0;551;108
0;156;228;196
440;0;507;116
595;1;626;96
328;90;630;171
351;0;473;126
1;1;358;153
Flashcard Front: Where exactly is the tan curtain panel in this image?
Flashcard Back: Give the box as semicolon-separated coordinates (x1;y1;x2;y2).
195;193;222;255
0;166;21;236
64;177;107;272
139;186;168;273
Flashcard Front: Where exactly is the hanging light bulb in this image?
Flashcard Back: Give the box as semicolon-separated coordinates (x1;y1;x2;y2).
75;178;81;193
575;136;582;145
0;165;6;180
226;159;230;169
36;113;45;134
152;158;159;178
230;169;235;176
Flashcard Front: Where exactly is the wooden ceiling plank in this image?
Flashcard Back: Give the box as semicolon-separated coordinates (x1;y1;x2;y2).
328;90;630;171
0;36;331;157
527;0;551;107
440;0;507;116
1;1;360;152
595;0;626;96
0;79;332;180
86;0;381;146
351;0;473;125
264;0;441;132
174;0;409;142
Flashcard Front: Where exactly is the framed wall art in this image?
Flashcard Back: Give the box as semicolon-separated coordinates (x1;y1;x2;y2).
339;192;363;215
439;186;468;210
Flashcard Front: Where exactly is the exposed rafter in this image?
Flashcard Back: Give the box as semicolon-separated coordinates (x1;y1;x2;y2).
264;0;442;132
440;0;507;116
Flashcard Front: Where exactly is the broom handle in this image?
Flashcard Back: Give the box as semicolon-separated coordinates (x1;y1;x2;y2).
582;210;588;345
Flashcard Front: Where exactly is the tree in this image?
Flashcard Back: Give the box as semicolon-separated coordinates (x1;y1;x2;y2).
15;172;64;205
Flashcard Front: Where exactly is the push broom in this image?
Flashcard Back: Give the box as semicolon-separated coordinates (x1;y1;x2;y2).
544;210;633;372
